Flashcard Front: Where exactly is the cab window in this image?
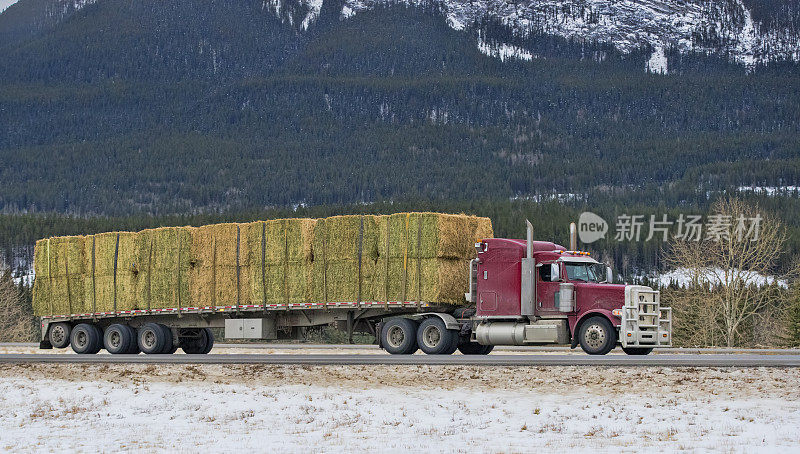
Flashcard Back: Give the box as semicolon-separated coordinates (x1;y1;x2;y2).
538;264;553;282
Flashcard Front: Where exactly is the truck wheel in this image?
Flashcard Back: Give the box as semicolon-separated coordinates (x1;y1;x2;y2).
181;328;214;354
123;325;140;354
417;318;457;355
157;324;175;354
381;318;418;355
201;328;214;354
138;322;167;354
458;342;493;355
622;347;653;355
48;322;71;349
578;316;616;355
103;324;134;354
71;323;102;354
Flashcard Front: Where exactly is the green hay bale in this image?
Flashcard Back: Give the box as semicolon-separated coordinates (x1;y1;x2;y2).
136;227;194;310
189;223;251;308
376;257;469;304
245;219;316;305
380;212;493;259
311;216;381;303
32;236;86;316
80;231;142;313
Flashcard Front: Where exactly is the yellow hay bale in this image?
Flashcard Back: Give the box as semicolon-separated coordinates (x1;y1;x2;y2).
189;223;250;308
136;227;194;310
32;236;86;316
32;213;493;315
245;219;315;305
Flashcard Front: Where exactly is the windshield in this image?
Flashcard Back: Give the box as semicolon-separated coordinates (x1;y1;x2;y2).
565;263;606;283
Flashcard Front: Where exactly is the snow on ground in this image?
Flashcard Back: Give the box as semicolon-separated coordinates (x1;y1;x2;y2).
737;186;800;197
656;267;788;289
0;364;799;452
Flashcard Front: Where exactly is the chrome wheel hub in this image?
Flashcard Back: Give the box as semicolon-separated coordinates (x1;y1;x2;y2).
51;326;65;344
387;326;405;348
585;324;606;349
422;326;442;348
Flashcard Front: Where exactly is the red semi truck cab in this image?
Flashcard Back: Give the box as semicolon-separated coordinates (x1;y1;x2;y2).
462;222;672;355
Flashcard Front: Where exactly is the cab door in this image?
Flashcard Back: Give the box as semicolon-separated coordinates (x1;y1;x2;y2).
536;262;560;314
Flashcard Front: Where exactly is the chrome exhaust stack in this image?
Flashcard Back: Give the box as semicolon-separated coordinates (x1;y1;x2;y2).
521;220;535;316
569;222;577;251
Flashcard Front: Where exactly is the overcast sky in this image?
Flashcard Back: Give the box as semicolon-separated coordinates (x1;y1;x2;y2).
0;0;19;13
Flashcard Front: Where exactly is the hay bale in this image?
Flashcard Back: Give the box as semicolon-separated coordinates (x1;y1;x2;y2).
311;216;381;303
136;227;194;310
189;223;250;308
32;236;86;316
380;212;492;259
32;212;492;316
246;219;315;305
311;213;490;304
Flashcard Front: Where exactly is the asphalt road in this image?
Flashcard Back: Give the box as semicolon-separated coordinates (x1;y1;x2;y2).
1;353;799;367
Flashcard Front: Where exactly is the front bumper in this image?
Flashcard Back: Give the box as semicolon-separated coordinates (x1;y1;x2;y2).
619;285;672;348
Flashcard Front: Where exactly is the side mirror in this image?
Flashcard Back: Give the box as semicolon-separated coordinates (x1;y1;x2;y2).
550;263;561;282
606;266;613;283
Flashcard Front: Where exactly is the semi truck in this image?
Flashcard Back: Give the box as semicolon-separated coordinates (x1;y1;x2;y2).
38;220;671;355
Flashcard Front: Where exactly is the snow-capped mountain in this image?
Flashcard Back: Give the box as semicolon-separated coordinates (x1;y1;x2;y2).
263;0;800;68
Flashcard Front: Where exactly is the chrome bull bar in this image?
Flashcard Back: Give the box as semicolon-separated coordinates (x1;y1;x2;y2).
620;285;672;348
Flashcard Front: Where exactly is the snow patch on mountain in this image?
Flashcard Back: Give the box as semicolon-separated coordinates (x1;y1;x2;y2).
267;0;800;67
647;46;668;74
477;35;534;62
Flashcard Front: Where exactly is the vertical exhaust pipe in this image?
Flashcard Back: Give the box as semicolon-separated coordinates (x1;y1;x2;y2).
521;219;535;316
526;219;533;258
569;222;577;251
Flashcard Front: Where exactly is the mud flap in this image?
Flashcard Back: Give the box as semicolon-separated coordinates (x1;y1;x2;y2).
39;340;53;349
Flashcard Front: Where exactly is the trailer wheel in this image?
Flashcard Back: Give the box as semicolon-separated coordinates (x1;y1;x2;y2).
578;316;616;355
417;318;458;355
181;328;213;354
71;323;102;354
122;325;140;354
622;347;653;356
458;342;493;355
103;324;134;354
201;328;214;354
157;324;175;354
381;318;418;355
48;322;71;349
138;323;167;354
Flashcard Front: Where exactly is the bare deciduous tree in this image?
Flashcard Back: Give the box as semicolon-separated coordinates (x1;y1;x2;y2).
664;198;798;347
0;270;35;342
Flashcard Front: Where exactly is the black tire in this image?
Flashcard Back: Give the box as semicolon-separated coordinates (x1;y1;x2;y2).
578;316;617;355
622;347;653;355
201;328;214;354
138;322;167;354
48;322;71;349
158;324;175;354
381;318;419;355
458;342;494;355
122;325;140;354
417;318;458;355
71;323;102;354
181;328;213;354
103;324;134;354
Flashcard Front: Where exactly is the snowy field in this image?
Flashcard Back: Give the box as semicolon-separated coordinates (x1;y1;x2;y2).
0;364;799;452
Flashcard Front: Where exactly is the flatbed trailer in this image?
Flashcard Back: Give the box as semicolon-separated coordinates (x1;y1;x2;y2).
39;220;671;356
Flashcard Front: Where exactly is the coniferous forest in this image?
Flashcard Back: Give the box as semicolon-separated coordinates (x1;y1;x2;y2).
0;0;799;279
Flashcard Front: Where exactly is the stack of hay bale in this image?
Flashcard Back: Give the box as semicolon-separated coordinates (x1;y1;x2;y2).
32;213;492;316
